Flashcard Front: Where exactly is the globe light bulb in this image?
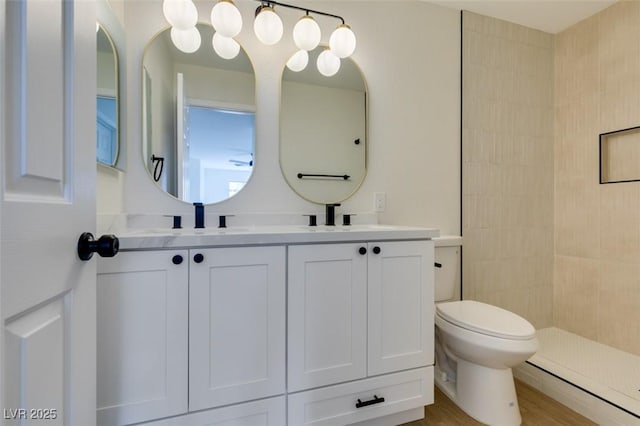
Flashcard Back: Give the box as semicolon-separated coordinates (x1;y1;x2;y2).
317;49;340;77
293;15;321;51
210;0;242;38
329;24;356;58
286;49;309;72
163;0;198;31
212;32;240;59
253;6;283;45
170;26;201;53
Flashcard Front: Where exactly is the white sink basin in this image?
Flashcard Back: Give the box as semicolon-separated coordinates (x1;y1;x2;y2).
127;227;251;236
300;224;406;232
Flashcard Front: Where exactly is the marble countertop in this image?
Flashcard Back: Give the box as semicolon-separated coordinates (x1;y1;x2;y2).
116;224;440;250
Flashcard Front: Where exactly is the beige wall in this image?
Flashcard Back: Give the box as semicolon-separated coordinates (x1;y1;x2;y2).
555;1;640;356
463;2;640;356
462;12;555;328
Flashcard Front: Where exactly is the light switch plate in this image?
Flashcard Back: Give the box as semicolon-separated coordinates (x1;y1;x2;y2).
374;192;386;212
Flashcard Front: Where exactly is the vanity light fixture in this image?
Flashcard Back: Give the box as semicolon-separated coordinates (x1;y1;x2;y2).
210;0;243;37
170;26;202;53
259;0;356;74
162;0;356;74
293;14;321;51
212;31;240;59
163;0;198;30
316;48;340;77
254;4;284;45
286;49;309;72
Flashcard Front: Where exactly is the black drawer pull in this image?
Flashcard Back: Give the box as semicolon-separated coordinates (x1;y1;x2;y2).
355;395;385;408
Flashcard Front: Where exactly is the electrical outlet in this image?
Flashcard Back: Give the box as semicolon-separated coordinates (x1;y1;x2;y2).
374;192;386;212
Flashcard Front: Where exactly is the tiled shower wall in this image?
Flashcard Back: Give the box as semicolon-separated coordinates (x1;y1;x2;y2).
464;3;640;356
462;12;555;328
555;1;640;356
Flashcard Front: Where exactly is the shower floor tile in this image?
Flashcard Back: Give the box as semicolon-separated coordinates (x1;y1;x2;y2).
529;327;640;416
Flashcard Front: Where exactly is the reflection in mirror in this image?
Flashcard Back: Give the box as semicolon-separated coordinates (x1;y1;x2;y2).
97;23;119;167
142;24;255;204
280;47;366;205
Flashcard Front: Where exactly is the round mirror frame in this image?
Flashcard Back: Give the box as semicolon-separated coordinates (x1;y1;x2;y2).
279;47;368;205
141;23;257;205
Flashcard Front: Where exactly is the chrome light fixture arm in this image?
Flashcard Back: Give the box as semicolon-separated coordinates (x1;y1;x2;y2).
253;0;345;24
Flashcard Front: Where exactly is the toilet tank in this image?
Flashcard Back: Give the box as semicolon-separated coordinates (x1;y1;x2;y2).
434;236;462;302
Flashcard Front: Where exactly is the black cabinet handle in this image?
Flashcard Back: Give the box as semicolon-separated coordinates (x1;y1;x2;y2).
193;253;204;263
355;395;385;408
372;246;381;254
77;232;119;261
172;255;183;265
359;247;367;255
435;262;442;268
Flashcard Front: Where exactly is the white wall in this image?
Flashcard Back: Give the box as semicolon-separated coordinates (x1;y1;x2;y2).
113;0;460;233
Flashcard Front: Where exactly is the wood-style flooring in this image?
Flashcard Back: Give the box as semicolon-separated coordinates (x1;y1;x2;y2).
402;380;597;425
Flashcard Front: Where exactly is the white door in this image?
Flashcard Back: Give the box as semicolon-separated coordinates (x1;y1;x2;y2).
368;241;435;375
1;1;98;424
288;243;368;392
189;246;286;411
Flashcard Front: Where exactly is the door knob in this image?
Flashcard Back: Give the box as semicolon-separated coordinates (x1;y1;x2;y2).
77;232;119;261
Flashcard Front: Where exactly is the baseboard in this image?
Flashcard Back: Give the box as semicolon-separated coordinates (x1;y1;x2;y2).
514;362;640;426
349;407;424;426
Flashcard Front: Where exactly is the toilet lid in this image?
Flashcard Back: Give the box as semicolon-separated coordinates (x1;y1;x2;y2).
436;300;536;340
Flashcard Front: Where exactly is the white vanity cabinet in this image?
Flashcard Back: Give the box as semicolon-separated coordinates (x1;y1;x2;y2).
97;246;286;426
100;226;436;426
287;240;434;424
97;250;189;426
288;243;368;391
367;240;435;375
188;246;286;411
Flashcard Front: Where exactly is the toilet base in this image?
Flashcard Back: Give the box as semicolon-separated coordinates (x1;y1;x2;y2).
435;359;522;426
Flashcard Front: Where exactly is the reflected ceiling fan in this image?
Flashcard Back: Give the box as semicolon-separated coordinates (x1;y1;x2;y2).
228;152;253;167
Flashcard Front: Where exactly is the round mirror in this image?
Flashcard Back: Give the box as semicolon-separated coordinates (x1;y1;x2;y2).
97;23;119;167
142;24;256;204
280;47;367;204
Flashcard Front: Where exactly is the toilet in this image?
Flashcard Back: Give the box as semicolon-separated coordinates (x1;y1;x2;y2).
434;237;538;426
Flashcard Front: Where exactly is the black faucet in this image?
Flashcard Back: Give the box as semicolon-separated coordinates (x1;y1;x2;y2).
193;202;205;228
325;203;341;226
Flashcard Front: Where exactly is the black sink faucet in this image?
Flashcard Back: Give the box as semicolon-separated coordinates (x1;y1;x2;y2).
325;203;341;226
193;202;205;228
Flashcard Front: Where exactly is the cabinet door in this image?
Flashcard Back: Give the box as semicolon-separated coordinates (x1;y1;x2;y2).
368;240;434;375
288;243;367;392
189;246;286;411
97;250;189;425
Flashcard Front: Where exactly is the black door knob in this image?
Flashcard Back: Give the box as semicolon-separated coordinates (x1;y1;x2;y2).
359;247;367;255
172;255;183;265
372;246;381;254
77;232;119;261
193;253;204;263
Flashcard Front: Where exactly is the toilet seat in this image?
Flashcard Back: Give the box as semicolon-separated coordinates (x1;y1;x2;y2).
436;300;536;340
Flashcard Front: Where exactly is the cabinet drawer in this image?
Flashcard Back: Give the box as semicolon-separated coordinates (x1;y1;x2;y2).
135;396;285;426
288;367;433;426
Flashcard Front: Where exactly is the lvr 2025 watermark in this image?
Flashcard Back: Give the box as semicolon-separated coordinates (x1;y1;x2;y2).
3;408;58;420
